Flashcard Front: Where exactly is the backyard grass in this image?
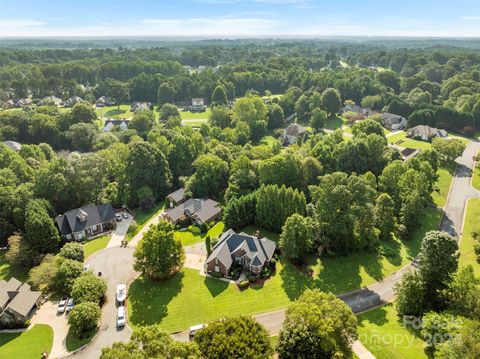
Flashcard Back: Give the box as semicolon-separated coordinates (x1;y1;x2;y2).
459;198;480;275
0;251;28;281
473;151;480;191
128;207;441;333
175;222;225;247
0;324;53;359
95;104;134;120
431;163;456;208
357;304;427;359
397;138;432;151
125;202;165;241
387;131;407;144
181;118;208;127
83;235;110;260
66;328;96;352
324;116;345;130
179;108;211;120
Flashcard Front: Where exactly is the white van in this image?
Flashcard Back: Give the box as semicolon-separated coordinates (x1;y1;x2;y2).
116;306;126;327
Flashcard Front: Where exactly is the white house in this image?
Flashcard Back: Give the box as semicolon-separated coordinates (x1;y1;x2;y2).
282;123;308;145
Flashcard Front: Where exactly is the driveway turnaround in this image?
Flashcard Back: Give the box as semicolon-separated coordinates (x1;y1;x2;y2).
70;247;137;359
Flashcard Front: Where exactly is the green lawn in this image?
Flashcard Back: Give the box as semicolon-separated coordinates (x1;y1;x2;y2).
95;104;134;120
65;328;96;352
472;151;480;191
0;324;53;359
0;251;28;281
181;119;208;127
387;131;407;144
128;207;441;333
432;163;455;208
83;235;110;260
357;304;427;359
324;116;345;130
460;198;480;275
397;138;432;151
175;222;225;247
126;203;165;241
179;108;211;120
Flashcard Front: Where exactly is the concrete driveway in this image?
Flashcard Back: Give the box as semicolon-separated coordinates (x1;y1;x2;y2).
184;242;207;272
70;247;137;359
107;212;133;248
30;300;69;358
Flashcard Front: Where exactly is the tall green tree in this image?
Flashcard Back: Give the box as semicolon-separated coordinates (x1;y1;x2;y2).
24;199;60;254
280;214;315;262
211;85;228;106
157;82;174;105
320;88;342;117
134;220;184;281
194;316;272;359
185;154;229;199
277;290;357;359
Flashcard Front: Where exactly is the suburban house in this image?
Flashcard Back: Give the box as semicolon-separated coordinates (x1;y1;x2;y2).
0;277;42;327
282;123;308;145
2;140;22;152
38;96;63;106
102;119;130;132
64;96;83;107
96;96;116;107
166;187;186;208
6;98;33;108
204;229;276;276
407;125;448;141
340;103;373;117
131;102;152;112
190;98;206;112
55;203;116;241
163;198;221;225
381;113;407;130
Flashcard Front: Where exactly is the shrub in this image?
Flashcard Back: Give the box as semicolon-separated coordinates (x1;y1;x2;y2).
68;302;101;338
59;242;85;262
474;243;480;263
247;274;258;283
238;280;249;289
199;222;208;233
71;272;107;304
269;258;277;270
28;254;58;292
188;225;202;234
54;258;84;293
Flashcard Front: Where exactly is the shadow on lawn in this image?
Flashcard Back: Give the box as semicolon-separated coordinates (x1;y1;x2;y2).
128;272;184;326
104;108;127;117
204;276;229;297
357;304;389;327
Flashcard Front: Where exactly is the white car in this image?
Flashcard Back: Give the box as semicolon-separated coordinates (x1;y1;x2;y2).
116;306;126;327
57;297;68;314
189;323;207;339
116;284;127;304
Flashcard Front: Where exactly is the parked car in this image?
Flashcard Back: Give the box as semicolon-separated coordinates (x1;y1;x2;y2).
66;298;75;313
189;324;207;339
115;213;122;222
116;306;126;327
116;284;127;304
57;297;68;314
122;212;129;219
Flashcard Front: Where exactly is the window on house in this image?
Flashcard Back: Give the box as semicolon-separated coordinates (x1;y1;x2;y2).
215;258;218;264
215;266;219;272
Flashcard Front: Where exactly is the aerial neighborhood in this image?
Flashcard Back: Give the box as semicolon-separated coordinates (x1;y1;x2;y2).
0;16;480;359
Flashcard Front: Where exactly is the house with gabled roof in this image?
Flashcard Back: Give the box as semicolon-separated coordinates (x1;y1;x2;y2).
166;187;186;208
205;229;276;276
2;140;22;152
163;198;221;225
282;123;308;145
0;277;42;327
131;102;152;112
381;113;407;130
55;203;116;241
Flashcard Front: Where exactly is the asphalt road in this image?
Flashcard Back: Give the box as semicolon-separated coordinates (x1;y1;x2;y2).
69;247;137;359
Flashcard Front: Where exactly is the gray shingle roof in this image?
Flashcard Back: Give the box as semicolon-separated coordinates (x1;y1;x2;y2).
6;290;41;317
381;112;405;124
167;188;185;203
2;140;22;151
165;198;220;223
206;230;276;269
285;123;307;137
55;203;115;236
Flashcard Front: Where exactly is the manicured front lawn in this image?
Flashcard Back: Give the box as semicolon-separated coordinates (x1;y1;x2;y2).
128;207;441;333
95;104;134;120
432;163;455;208
0;251;28;281
324;116;345;130
126;203;165;241
357;304;427;359
66;328;96;352
83;235;110;260
181;118;208;127
387;131;407;144
179;108;211;120
460;198;480;275
397;138;432;151
0;324;53;359
175;222;225;247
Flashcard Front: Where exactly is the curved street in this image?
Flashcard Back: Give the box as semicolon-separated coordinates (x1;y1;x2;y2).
68;140;480;358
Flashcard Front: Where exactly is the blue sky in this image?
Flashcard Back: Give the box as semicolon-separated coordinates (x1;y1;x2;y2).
1;0;479;37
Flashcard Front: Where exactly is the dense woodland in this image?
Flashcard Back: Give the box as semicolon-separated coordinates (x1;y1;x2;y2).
0;39;479;262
